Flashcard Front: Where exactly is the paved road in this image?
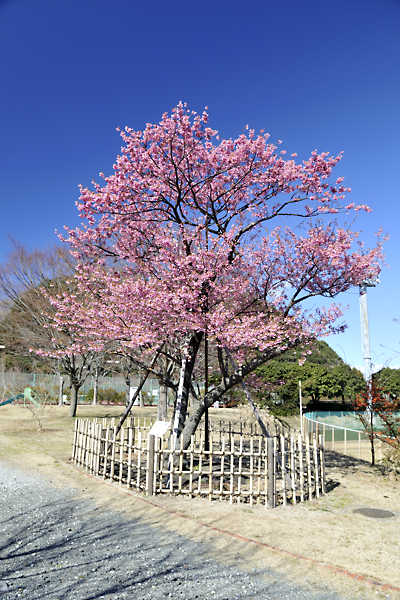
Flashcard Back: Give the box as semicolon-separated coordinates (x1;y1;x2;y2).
0;464;350;600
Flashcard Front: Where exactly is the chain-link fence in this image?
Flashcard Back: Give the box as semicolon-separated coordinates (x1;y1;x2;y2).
304;410;384;462
0;372;161;404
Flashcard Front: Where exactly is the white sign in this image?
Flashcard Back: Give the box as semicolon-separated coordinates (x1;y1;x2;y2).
149;421;171;438
130;387;139;406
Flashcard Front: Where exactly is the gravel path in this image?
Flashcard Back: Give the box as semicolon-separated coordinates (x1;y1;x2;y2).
0;464;350;600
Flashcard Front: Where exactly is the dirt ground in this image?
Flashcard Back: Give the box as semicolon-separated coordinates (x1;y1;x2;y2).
1;403;399;600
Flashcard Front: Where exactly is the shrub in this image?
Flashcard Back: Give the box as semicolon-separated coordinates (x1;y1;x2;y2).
94;388;125;404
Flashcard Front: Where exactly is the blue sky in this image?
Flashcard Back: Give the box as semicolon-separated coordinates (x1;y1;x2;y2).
1;0;399;369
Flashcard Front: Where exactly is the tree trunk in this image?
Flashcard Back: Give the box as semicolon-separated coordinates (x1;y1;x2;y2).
124;372;131;406
181;393;206;449
180;341;302;448
172;332;203;442
158;382;168;420
93;370;98;405
58;376;64;406
68;383;80;417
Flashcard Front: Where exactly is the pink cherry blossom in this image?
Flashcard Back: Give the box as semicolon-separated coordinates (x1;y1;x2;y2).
46;104;385;442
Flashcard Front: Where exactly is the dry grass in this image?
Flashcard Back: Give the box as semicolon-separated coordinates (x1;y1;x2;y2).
1;403;399;599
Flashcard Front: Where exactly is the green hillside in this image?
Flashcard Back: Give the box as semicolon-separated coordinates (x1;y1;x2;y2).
274;340;345;368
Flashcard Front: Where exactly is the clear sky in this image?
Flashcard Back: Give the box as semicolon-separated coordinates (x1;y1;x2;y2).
1;0;399;370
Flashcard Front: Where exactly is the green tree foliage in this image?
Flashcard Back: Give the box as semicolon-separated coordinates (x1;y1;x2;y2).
373;367;400;399
254;342;366;416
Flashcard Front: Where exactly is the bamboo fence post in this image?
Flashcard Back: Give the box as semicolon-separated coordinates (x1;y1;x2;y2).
169;437;174;494
119;426;124;485
189;435;194;497
306;434;312;500
264;438;268;506
83;420;89;468
72;420;79;462
281;435;287;507
79;420;84;468
257;437;261;505
75;420;81;465
87;422;92;470
208;434;213;501
137;432;142;489
110;426;117;481
89;421;95;472
156;436;162;493
267;437;275;508
77;420;83;466
127;426;133;487
219;435;225;500
95;424;101;475
299;434;304;503
179;436;184;494
273;437;277;504
238;436;243;500
229;436;234;504
290;435;296;504
103;426;110;479
80;420;85;466
249;436;254;505
197;433;203;496
344;427;347;456
89;421;94;472
147;434;155;496
319;434;325;495
80;419;86;466
313;434;320;499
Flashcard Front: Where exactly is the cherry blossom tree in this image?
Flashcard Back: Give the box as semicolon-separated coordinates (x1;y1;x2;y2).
52;104;384;441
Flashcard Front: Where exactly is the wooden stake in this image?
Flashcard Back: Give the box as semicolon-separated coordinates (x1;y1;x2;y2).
313;434;319;499
127;427;132;487
306;435;312;500
299;434;304;503
147;434;155;496
319;434;325;495
290;436;296;504
281;435;287;507
267;437;275;508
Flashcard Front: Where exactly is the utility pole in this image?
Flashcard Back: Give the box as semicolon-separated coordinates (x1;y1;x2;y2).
359;278;378;466
359;278;378;385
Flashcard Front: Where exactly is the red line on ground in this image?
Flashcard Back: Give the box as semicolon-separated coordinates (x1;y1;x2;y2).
71;465;400;594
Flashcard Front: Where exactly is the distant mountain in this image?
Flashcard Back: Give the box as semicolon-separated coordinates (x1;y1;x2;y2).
274;340;346;368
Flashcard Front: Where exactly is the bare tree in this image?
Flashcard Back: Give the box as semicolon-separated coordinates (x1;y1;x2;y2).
0;240;98;416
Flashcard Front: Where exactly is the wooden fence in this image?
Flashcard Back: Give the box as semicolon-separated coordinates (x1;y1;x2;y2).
72;417;325;507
